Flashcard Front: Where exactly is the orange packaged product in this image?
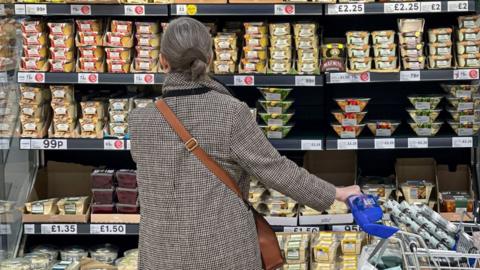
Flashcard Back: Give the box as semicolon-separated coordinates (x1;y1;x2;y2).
76;19;103;33
134;58;157;72
49;34;75;48
21;57;48;71
78;58;104;72
49;59;75;72
105;47;131;61
107;59;130;73
21;19;44;34
135;34;160;48
23;46;48;58
50;47;75;61
22;32;47;46
104;32;133;48
76;32;103;47
135;22;159;35
48;21;74;36
111;20;133;35
135;46;159;60
78;46;104;60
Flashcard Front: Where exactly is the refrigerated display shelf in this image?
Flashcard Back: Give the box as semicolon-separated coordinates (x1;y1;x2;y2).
326;69;480;84
16;72;324;86
13;3;168;16
171;3;322;16
325;0;475;15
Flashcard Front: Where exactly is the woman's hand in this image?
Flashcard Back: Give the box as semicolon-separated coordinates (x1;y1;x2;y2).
335;185;362;202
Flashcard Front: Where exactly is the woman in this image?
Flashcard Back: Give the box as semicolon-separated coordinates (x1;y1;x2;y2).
129;17;361;270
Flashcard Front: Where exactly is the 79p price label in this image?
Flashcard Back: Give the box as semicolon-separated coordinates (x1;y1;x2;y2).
17;72;45;83
327;3;364;15
274;4;295;15
41;224;77;234
90;224;126;235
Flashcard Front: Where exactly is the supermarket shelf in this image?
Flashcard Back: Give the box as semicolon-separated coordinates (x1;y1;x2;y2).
325;0;475;15
16;72;324;86
171;3;322;16
325;135;478;150
23;223;139;235
13;3;168;16
19;138;324;151
326;69;480;84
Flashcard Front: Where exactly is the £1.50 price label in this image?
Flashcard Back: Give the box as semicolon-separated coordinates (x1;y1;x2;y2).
384;2;420;13
30;139;67;150
328;3;364;15
283;227;320;233
18;72;45;83
90;224;126;235
41;224;77;234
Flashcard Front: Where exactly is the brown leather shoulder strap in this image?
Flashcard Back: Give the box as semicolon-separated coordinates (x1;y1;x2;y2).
155;99;243;198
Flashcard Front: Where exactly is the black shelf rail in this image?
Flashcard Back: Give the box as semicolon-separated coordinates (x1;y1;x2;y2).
23;223;140;235
13;3;168;16
16;72;324;86
171;3;322;16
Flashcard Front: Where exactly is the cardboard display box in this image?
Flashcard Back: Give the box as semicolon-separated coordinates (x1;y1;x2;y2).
90;213;140;224
395;158;437;208
437;164;474;221
23;162;93;223
299;151;356;225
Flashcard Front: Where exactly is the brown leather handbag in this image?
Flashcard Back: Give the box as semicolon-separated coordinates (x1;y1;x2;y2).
156;99;285;270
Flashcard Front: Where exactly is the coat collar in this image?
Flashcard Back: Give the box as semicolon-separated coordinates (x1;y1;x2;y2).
162;72;233;97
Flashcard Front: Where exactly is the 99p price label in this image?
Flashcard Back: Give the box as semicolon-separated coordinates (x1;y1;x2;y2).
30;139;67;150
295;76;315;86
90;224;126;235
327;3;364;15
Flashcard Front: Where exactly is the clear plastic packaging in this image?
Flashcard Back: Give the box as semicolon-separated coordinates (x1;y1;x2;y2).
116;170;137;189
92;188;115;204
90;244;118;264
61;246;88;262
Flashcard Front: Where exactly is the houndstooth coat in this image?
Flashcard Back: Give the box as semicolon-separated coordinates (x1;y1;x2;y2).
129;72;336;270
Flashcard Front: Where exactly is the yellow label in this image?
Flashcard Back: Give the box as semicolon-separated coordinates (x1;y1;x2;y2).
187;4;197;15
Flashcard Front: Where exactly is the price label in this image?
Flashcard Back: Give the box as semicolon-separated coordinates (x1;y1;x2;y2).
274;4;295;15
0;139;9;150
374;138;395;149
295;76;315;86
400;70;421;81
124;5;145;16
301;140;322;150
329;72;369;83
24;224;35;234
337;139;358;150
420;1;442;12
134;74;155;84
0;72;7;83
328;3;365;15
176;4;187;15
454;69;479;80
41;224;77;234
283;226;320;233
0;4;5;16
71;5;91;15
126;140;131;150
452;137;473;148
20;139;31;150
90;224;126;235
0;224;11;235
17;72;45;83
25;4;47;15
408;138;428;148
234;75;255;86
104;139;125;150
31;139;67;150
78;73;98;84
384;2;420;13
15;4;26;15
332;225;361;232
448;1;468;11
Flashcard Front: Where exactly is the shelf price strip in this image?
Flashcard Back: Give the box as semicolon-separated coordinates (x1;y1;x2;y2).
327;3;364;15
295;76;315;86
17;72;45;83
408;138;429;148
41;224;77;234
90;224;126;235
400;70;421;81
447;0;468;11
274;4;295;15
374;138;395;149
454;69;479;80
234;75;255;86
301;140;322;150
452;137;473;148
384;2;420;13
329;72;370;83
124;5;145;16
337;139;358;150
70;4;91;15
283;227;320;233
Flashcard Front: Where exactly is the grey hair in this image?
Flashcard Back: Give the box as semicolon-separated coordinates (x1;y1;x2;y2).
161;17;212;81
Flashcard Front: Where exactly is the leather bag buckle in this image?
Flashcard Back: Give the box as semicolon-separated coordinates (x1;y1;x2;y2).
185;138;199;152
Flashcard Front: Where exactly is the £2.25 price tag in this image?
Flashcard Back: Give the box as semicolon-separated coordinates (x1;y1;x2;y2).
454;69;479;80
71;5;91;15
124;5;145;16
274;4;295;15
408;138;428;148
448;0;468;11
17;72;45;83
90;224;126;235
234;75;255;86
301;140;322;150
295;76;315;86
327;3;364;15
78;73;98;84
134;74;155;84
400;70;421;81
337;139;358;150
452;137;473;148
41;224;77;234
384;2;420;13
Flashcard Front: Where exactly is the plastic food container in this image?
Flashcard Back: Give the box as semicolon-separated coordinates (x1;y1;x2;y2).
332;111;367;126
371;30;395;45
447;96;480;111
90;244;118;264
347;45;370;58
259;113;293;126
116;203;140;214
0;258;31;270
374;56;397;70
32;245;59;263
91;203;115;214
258;100;294;114
116;188;138;205
400;43;424;57
331;124;365;138
407;109;441;123
361;184;395;200
409;122;442;136
366;120;400;137
398;18;425;33
349;57;372;72
400;181;434;204
428;43;452;56
24;253;50;269
311;233;339;263
428;55;452;69
61;246;88;262
403;56;425;70
92;188;115;204
457;53;480;68
258;88;292;101
116;170;137;189
91;169;114;189
408;95;442;110
458;15;480;29
428;28;452;43
335;98;370;113
448;121;480;136
346;31;369;46
398;32;423;46
456;41;480;54
442;84;479;98
447;108;480;122
116;256;138;270
341;232;364;255
259;125;292;139
373;44;396;57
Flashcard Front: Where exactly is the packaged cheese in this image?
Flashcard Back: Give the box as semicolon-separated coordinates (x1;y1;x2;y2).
270;48;292;61
241;59;266;73
244;22;267;35
269;59;291;74
243;47;267;60
269;23;290;36
25;198;59;215
244;34;268;48
214;34;237;50
214;60;235;74
295;36;318;50
57;196;89;215
297;48;318;62
216;49;238;62
294;23;316;38
270;35;292;49
297;60;318;74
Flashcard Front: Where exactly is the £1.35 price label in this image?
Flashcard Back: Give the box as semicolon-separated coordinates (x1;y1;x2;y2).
41;224;77;234
90;224;126;235
17;72;45;83
384;2;420;13
327;3;364;14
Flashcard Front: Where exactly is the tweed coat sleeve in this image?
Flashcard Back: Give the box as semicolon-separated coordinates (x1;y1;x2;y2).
230;102;337;212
